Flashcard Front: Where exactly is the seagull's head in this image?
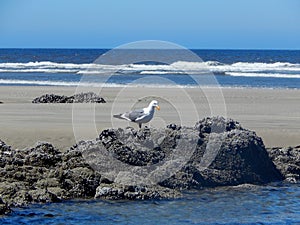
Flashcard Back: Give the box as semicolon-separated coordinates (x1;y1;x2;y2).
150;100;160;110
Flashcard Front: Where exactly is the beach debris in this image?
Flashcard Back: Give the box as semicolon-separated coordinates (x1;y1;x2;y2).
32;92;106;103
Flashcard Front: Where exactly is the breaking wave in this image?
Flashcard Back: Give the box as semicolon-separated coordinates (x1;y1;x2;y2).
0;61;300;78
225;72;300;78
0;79;203;88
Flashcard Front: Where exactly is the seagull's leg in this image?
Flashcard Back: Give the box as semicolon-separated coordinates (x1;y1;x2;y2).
139;123;142;129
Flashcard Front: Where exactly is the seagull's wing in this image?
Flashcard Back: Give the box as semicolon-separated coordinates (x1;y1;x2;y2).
113;109;146;122
127;109;146;121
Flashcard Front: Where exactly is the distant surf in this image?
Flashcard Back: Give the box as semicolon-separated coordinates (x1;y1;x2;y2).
0;61;300;79
0;49;299;88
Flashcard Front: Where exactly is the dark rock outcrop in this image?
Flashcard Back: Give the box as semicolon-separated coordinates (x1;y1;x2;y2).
32;94;68;103
0;197;11;215
0;141;101;211
0;117;296;214
162;117;283;189
96;127;177;166
267;146;300;183
95;183;180;200
32;92;106;103
79;117;282;192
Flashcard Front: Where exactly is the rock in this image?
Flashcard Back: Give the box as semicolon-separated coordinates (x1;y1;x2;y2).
0;101;3;104
59;167;101;198
160;117;282;189
0;140;13;168
267;146;300;183
0;141;101;209
0;197;11;215
0;117;293;210
0;182;29;207
68;92;106;103
24;142;62;168
95;183;181;200
32;94;68;103
32;92;106;103
161;128;283;189
195;117;243;134
97;127;171;166
28;188;61;203
77;117;283;198
0;140;11;152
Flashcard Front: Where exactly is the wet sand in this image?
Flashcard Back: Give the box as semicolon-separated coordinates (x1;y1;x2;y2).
0;86;299;150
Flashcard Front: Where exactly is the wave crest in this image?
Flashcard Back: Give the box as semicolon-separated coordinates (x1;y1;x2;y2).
0;61;300;78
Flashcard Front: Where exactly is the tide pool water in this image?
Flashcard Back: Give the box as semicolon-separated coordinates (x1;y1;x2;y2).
1;183;300;224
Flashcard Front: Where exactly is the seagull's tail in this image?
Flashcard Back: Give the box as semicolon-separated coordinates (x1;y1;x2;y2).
113;114;126;120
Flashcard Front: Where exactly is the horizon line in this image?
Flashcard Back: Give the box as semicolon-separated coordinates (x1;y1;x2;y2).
0;47;300;51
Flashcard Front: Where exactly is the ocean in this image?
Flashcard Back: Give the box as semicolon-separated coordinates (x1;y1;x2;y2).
0;49;299;89
1;183;300;224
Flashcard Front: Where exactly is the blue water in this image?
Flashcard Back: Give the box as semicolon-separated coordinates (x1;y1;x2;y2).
1;183;300;224
0;49;299;88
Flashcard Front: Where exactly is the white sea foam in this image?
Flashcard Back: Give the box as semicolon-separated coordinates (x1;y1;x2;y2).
212;62;300;73
225;72;300;78
140;71;186;75
0;79;203;88
0;69;78;73
0;61;300;78
0;79;82;86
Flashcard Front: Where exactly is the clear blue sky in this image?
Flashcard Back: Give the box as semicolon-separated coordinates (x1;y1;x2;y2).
1;0;299;49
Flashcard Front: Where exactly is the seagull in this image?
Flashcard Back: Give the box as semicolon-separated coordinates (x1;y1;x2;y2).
113;100;160;128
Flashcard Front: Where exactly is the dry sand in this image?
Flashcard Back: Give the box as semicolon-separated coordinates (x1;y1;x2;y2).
0;86;299;150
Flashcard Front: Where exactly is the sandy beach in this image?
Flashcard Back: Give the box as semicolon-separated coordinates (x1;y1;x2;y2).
0;86;299;150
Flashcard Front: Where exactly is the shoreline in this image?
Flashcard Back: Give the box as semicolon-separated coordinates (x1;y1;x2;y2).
0;85;299;150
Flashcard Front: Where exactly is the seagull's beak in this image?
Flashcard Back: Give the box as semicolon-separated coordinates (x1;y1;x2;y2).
156;105;160;110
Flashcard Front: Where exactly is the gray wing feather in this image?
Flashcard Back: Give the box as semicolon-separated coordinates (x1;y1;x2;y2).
127;109;145;121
